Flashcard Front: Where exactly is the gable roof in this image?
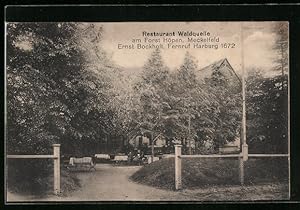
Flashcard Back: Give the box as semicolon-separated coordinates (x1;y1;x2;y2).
153;133;165;143
198;58;241;84
127;127;152;139
200;58;227;73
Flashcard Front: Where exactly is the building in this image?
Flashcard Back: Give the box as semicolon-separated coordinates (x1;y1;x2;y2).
128;132;167;149
129;135;150;148
197;58;241;89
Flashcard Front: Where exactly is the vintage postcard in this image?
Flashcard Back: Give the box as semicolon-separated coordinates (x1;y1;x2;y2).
5;21;289;202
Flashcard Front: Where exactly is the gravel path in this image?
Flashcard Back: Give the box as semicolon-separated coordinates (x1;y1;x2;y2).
53;164;189;201
7;164;289;202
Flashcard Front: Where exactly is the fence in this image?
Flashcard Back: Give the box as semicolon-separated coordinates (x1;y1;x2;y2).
174;145;289;190
7;144;61;195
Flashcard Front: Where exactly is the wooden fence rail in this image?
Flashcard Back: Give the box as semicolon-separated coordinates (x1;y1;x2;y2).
181;154;241;158
7;155;57;159
7;144;61;195
174;145;289;190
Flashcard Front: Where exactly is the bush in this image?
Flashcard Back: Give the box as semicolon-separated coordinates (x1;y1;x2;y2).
130;157;288;190
7;159;53;195
7;159;80;196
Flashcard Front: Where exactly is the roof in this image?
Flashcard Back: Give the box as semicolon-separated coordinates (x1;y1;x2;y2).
199;58;227;73
127;127;152;140
153;133;165;143
198;58;241;84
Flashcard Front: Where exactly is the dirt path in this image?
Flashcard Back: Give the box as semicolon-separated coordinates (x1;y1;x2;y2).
42;164;197;201
54;164;188;201
7;164;191;202
7;164;289;202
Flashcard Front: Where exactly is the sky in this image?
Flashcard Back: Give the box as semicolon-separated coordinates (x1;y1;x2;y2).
98;22;285;76
10;21;286;76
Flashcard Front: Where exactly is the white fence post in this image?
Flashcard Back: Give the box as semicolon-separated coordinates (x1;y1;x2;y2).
239;156;244;185
53;144;61;195
240;144;248;185
151;132;154;163
175;145;182;190
242;144;249;161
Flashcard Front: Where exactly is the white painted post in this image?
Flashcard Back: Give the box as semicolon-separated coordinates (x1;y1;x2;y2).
240;22;249;163
242;144;248;161
175;145;182;190
188;114;192;155
53;144;61;195
239;156;244;185
151;132;154;163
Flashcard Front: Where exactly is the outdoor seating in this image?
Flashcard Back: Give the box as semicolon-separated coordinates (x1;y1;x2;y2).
95;154;110;159
67;157;96;171
114;155;128;162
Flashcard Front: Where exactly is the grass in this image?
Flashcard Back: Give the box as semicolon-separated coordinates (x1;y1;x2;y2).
130;157;288;190
51;168;81;196
28;167;81;197
7;158;81;197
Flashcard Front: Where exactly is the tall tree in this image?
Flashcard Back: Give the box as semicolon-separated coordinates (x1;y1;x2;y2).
246;69;288;153
169;52;199;152
134;49;170;136
6;22;115;193
7;22;86;154
203;65;242;150
177;52;198;89
272;22;288;77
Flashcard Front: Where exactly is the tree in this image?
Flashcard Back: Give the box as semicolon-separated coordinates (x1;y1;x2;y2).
272;21;288;99
246;69;288;153
6;22;115;193
105;68;142;143
201;65;242;150
272;22;288;77
162;52;220;154
7;23;84;154
134;49;170;135
177;52;198;89
167;52;199;153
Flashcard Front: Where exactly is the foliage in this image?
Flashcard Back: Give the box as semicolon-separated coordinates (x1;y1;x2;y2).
132;51;242;153
6;22;80;154
6;22;114;193
133;49;170;135
246;69;288;153
204;73;242;149
161;52;199;140
272;22;288;76
130;157;288;190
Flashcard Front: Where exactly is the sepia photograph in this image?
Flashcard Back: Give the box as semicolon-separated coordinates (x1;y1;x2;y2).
5;21;289;202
